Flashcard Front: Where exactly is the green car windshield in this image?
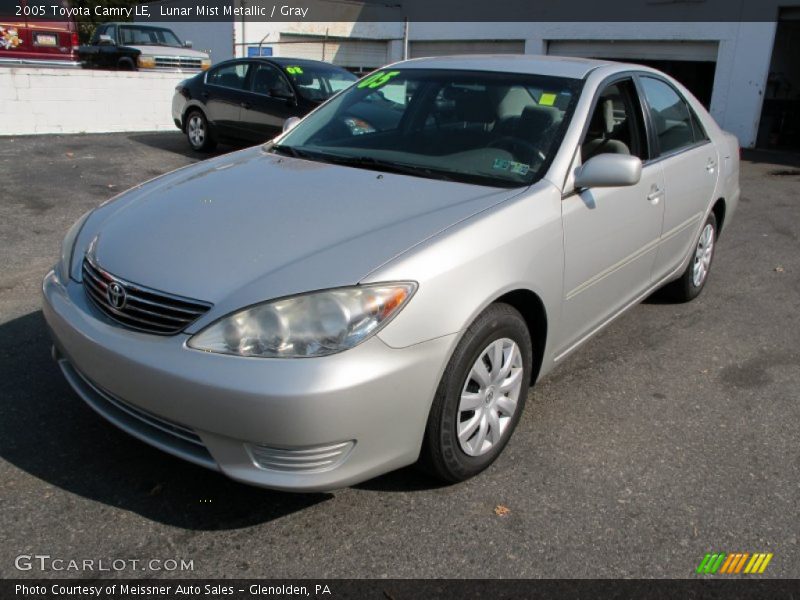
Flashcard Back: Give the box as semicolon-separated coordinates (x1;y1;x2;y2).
274;69;582;187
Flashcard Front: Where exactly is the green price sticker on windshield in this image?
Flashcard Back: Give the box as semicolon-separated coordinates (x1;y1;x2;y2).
357;70;400;89
286;66;304;75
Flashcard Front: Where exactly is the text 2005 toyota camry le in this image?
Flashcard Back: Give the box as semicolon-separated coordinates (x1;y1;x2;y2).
43;55;740;491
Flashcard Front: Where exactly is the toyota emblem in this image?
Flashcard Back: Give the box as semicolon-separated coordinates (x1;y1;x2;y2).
107;281;127;310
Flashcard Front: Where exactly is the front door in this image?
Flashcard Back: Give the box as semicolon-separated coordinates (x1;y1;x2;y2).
558;77;666;356
240;62;299;141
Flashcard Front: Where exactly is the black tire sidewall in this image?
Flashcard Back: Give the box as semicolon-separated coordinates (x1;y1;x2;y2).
682;212;718;300
428;304;532;482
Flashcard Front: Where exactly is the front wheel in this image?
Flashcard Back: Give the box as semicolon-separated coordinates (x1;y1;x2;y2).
662;212;717;302
420;303;532;483
185;110;217;152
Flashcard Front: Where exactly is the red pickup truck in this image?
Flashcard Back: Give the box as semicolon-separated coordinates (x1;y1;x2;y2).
0;1;79;67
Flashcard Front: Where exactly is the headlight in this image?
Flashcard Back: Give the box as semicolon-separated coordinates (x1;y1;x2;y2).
188;283;416;358
58;210;92;283
137;54;156;69
200;58;211;71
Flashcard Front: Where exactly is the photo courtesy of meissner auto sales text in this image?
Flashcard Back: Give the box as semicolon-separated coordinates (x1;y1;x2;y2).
0;0;798;597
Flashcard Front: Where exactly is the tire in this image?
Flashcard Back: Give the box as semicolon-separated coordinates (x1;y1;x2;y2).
185;110;217;152
420;303;533;483
662;212;717;302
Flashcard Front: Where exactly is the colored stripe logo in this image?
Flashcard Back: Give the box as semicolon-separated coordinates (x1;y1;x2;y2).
696;552;773;574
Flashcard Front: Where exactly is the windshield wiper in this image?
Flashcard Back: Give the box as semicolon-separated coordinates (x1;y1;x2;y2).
270;144;316;159
317;154;455;182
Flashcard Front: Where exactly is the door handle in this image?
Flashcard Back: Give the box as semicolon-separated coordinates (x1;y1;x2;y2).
705;158;716;173
240;101;251;109
647;185;663;205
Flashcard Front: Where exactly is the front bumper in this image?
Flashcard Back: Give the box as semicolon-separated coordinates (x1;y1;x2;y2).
42;269;455;491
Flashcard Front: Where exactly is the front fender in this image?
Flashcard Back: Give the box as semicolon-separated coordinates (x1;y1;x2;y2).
367;181;563;373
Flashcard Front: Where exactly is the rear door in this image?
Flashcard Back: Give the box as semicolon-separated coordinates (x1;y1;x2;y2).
203;61;252;138
638;76;719;281
240;61;298;140
558;76;666;355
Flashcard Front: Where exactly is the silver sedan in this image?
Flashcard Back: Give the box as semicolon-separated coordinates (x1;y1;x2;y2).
43;55;740;491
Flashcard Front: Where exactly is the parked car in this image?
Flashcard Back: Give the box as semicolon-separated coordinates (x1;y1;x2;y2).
44;55;739;491
172;57;358;150
0;2;79;67
78;23;210;72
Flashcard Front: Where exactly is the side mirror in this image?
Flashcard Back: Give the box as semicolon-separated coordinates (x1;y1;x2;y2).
98;34;113;45
574;154;642;189
282;116;301;133
183;40;193;48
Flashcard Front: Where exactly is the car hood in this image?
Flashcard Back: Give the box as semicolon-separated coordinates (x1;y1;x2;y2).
79;146;518;317
125;44;209;59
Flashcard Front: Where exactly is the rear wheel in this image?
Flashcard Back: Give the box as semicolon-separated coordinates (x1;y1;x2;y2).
185;110;216;152
662;212;717;302
420;303;532;483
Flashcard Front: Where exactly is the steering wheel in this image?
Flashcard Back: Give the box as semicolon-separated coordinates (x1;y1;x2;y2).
487;136;546;163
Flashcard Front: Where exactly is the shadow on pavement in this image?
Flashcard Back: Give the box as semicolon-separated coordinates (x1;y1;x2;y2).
742;148;800;168
126;132;246;160
0;311;332;530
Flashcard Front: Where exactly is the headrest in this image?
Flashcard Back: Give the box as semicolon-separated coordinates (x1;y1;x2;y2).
589;99;614;135
519;105;557;136
452;90;496;124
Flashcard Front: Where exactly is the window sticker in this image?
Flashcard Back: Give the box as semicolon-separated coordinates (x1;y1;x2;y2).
357;70;401;89
492;158;530;175
538;92;557;106
285;66;304;75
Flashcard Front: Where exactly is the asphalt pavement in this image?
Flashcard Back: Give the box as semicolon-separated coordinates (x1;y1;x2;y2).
0;133;798;579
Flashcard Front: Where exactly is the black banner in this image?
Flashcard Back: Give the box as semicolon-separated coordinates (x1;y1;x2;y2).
0;0;790;23
3;579;800;600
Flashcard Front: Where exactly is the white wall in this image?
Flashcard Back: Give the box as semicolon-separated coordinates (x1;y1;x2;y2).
0;68;187;135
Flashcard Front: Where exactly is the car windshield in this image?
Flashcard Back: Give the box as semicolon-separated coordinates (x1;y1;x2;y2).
119;26;183;48
281;63;358;102
274;68;582;187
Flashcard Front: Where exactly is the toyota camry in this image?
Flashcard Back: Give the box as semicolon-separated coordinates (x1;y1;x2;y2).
43;55;740;491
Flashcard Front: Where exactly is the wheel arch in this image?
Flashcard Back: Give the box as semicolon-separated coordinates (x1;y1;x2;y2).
712;197;726;237
492;288;548;385
182;104;207;132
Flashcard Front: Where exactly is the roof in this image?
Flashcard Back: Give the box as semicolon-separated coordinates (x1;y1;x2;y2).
395;54;614;79
265;56;350;68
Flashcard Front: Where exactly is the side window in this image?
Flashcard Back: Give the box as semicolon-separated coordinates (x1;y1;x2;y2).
689;108;709;143
250;63;292;97
640;77;697;155
90;25;106;44
207;63;249;90
106;25;116;43
582;79;647;162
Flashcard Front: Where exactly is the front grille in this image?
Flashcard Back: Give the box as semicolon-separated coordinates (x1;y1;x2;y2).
82;257;212;335
247;441;355;473
154;56;202;70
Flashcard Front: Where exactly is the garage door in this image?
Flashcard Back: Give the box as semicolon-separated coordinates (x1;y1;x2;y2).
410;40;525;58
548;40;718;62
276;35;388;70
